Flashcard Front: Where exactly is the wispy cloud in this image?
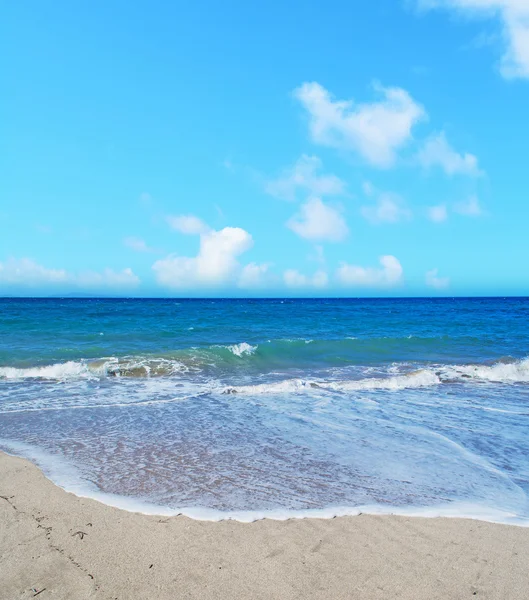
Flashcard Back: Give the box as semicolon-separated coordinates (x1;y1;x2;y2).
418;132;482;176
427;204;449;222
287;197;349;242
77;268;140;288
426;268;450;289
166;214;210;235
360;184;412;224
123;237;157;253
238;262;272;288
454;194;484;216
0;258;68;285
265;155;346;201
337;255;403;287
0;258;140;289
294;81;426;167
283;269;328;289
139;192;153;205
415;0;529;79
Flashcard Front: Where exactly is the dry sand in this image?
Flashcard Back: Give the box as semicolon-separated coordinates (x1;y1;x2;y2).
1;451;528;600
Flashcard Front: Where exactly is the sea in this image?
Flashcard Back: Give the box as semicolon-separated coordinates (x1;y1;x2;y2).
0;297;528;524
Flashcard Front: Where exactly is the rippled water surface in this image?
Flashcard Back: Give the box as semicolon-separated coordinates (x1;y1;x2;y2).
0;298;528;522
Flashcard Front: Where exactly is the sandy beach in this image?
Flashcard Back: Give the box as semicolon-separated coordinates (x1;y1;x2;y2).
0;451;528;599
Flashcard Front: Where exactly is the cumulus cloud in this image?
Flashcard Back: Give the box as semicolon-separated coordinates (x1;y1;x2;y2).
265;155;346;201
153;226;253;289
287;197;348;242
238;262;271;288
0;258;68;285
283;269;329;289
0;258;139;289
427;204;449;222
360;187;412;224
337;255;403;287
166;214;210;235
418;132;482;176
426;268;450;289
416;0;529;79
293;81;426;167
123;237;156;253
454;194;483;216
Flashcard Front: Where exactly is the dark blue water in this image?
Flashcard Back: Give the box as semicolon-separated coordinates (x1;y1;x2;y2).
0;298;528;522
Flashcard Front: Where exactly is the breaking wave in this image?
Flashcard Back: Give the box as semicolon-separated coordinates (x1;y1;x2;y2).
0;347;527;391
0;357;189;380
224;359;529;394
226;342;257;357
223;369;441;394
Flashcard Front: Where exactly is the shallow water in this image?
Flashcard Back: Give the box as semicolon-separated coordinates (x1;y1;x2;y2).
0;298;528;523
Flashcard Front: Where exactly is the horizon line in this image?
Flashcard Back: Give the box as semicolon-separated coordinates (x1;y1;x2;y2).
1;295;528;301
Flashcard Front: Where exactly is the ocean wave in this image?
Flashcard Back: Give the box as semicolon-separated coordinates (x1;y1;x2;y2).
1;352;528;388
0;361;100;380
224;358;529;395
223;369;441;395
0;357;189;381
0;334;490;372
226;342;257;357
441;358;529;383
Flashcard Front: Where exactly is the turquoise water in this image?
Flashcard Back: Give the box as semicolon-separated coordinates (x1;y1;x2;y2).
0;298;528;522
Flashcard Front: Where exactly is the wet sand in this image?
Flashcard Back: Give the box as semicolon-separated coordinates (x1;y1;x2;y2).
1;450;528;599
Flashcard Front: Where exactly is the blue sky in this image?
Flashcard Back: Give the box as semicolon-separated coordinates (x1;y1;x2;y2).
1;0;528;296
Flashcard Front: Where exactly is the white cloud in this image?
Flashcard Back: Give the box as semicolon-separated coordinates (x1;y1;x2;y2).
167;215;210;235
426;268;450;289
427;204;449;222
454;194;483;216
283;269;329;288
153;227;253;289
287;197;348;242
337;255;403;287
238;262;271;288
0;258;140;289
265;155;346;201
416;0;529;79
361;190;412;224
293;81;426;168
123;237;156;253
418;132;482;176
77;268;140;288
0;258;68;285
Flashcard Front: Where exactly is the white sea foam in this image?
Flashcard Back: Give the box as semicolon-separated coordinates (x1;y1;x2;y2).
1;439;527;527
225;359;529;395
225;370;441;395
227;342;257;357
441;358;529;383
223;378;318;395
0;357;188;380
331;369;441;391
0;361;101;380
1;357;527;389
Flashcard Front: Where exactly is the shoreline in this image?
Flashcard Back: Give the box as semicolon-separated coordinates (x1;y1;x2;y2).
2;451;529;599
2;441;527;526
